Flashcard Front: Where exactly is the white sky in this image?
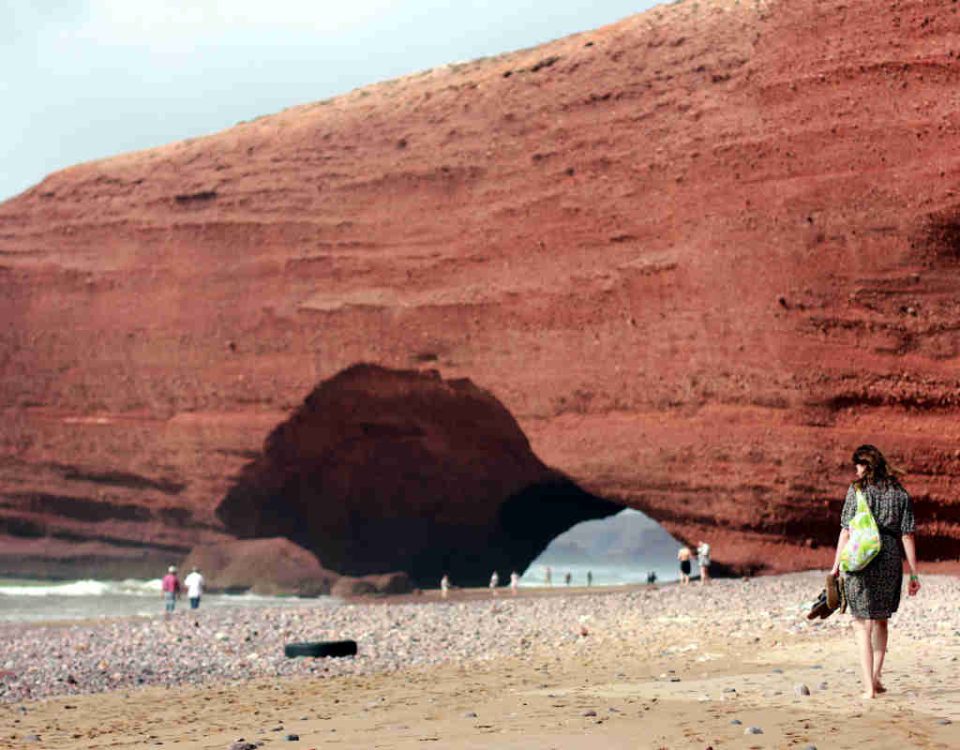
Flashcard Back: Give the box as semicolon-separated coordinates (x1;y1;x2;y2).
1;1;661;201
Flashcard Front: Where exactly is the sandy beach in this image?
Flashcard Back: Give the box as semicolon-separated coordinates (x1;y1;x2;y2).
1;571;958;749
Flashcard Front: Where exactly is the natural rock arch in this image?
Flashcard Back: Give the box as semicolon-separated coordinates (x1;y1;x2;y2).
216;364;623;587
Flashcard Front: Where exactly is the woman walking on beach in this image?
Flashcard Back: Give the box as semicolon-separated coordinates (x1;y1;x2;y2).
830;444;920;699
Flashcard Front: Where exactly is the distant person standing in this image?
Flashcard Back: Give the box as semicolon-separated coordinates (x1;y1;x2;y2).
161;565;181;616
564;571;572;586
510;571;519;595
697;541;712;585
440;573;450;599
544;566;552;586
586;570;593;587
489;570;499;596
184;566;205;610
677;545;693;585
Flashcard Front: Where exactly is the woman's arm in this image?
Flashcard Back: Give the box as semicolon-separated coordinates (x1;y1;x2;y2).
829;528;850;576
902;533;921;596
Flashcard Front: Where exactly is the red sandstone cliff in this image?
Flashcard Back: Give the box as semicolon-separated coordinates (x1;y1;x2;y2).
1;0;959;578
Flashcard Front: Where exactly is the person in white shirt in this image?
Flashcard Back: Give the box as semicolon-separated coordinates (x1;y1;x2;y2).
440;573;450;599
696;541;711;586
184;567;205;610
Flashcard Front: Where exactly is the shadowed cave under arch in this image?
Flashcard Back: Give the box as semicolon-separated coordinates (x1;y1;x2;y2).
215;364;624;587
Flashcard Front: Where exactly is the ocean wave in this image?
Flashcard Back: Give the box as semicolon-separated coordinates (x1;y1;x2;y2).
0;578;162;597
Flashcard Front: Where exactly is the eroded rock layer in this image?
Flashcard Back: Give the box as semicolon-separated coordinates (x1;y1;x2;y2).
1;0;959;577
180;537;337;596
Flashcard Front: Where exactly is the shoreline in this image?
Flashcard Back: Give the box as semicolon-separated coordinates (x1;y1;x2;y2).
1;571;957;749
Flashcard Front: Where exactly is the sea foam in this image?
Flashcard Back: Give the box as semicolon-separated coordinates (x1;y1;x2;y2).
0;578;161;597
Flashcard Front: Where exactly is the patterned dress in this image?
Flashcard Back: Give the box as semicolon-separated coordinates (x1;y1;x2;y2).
840;480;915;619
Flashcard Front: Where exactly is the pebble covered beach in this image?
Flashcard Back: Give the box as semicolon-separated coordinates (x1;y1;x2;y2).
1;571;958;749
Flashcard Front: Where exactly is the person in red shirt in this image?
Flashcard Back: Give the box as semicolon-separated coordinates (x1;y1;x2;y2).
161;565;181;616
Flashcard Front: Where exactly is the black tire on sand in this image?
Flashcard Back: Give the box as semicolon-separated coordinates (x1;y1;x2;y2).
284;640;358;658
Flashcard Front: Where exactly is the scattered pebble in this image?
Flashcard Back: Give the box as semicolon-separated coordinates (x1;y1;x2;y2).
730;719;742;725
794;683;810;696
582;709;597;717
744;725;764;735
0;571;957;707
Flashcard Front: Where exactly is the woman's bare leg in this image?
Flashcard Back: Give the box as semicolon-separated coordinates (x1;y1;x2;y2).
852;618;876;699
872;619;888;692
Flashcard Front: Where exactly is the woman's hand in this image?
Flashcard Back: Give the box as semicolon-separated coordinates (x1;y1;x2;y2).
831;528;850;579
907;575;921;596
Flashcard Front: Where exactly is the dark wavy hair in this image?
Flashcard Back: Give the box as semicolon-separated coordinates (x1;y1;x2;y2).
852;444;903;488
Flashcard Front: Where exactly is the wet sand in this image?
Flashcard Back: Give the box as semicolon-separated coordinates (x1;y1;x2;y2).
1;571;958;749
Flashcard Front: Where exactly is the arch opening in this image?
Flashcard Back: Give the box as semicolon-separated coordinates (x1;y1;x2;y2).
521;508;683;587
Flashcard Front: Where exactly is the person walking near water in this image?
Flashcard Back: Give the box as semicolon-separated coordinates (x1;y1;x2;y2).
440;573;450;599
830;444;920;700
696;541;711;585
677;545;692;585
510;571;519;595
184;566;204;611
161;565;181;616
489;570;499;596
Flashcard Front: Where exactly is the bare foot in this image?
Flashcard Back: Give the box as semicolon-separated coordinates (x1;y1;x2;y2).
861;690;876;700
873;682;886;694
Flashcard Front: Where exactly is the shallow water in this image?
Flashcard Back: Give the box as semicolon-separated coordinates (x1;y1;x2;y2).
518;561;681;588
0;578;337;623
519;508;691;587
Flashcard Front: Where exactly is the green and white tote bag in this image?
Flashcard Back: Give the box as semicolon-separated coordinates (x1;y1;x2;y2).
840;488;882;573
